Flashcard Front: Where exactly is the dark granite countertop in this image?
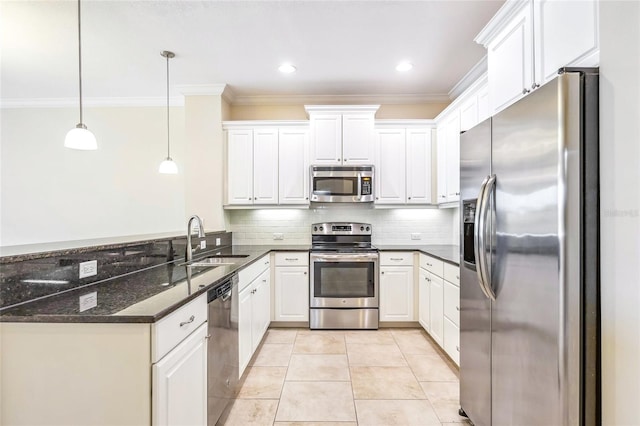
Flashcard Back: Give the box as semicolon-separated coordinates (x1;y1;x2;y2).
0;245;310;324
1;244;461;324
376;244;460;266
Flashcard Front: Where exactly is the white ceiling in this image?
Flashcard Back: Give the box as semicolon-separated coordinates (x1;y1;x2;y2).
1;0;504;105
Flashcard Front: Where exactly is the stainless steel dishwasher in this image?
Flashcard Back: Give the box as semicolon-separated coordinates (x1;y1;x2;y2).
207;273;239;425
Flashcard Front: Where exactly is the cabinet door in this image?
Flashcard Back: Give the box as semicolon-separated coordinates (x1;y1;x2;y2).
152;322;207;426
477;83;490;123
342;113;375;164
252;269;271;351
227;129;253;205
379;266;414;321
253;128;279;204
406;128;432;204
418;268;430;332
459;96;479;132
429;272;444;346
274;266;309;321
487;4;533;114
443;317;460;366
445;114;460;202
534;0;599;85
444;280;460;327
279;127;310;204
310;114;342;165
375;129;406;204
436;125;448;204
238;284;253;378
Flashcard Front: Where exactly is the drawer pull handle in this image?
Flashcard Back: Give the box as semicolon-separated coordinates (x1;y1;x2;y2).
262;279;267;282
390;258;403;261
179;315;195;327
285;258;299;261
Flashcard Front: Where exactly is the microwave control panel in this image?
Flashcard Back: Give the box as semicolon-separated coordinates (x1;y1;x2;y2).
361;177;372;195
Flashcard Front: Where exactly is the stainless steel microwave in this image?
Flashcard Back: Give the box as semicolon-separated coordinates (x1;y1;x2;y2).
310;165;374;203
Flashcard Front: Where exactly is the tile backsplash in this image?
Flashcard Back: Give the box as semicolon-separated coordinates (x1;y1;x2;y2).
226;207;457;245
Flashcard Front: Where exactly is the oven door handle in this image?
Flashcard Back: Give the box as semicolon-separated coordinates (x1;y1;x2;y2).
311;253;379;262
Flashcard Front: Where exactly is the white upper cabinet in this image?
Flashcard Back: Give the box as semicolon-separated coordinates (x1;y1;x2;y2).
477;0;599;115
253;129;279;204
224;121;308;207
436;113;461;204
375;128;407;204
533;0;599;84
375;121;434;205
278;127;310;205
227;129;254;205
306;106;379;166
342;113;376;164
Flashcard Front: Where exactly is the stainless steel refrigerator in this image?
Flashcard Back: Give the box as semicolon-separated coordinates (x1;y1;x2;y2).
459;69;600;426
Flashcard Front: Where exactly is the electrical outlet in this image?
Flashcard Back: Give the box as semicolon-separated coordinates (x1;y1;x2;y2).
200;240;206;249
215;238;221;246
79;292;97;312
79;260;98;278
273;233;284;240
411;233;422;240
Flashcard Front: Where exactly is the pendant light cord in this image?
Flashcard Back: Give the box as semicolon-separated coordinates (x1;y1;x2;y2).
77;0;84;125
166;54;170;158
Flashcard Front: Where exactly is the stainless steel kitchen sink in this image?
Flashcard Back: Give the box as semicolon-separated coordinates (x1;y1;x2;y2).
186;255;249;268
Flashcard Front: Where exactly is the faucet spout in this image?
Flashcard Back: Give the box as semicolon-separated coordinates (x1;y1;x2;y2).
186;215;205;263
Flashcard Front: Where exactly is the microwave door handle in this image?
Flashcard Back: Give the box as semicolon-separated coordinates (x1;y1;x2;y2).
357;173;362;199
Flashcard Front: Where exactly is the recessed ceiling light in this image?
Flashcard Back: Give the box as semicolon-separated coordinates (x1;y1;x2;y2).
278;63;297;73
396;61;413;72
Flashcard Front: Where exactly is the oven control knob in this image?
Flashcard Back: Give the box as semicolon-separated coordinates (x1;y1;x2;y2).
313;226;317;231
319;226;324;231
360;226;364;231
366;226;370;231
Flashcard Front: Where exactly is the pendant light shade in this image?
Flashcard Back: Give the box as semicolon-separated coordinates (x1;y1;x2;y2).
65;0;97;150
159;50;178;174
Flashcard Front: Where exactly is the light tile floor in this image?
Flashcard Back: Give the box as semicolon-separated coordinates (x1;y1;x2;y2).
218;328;470;426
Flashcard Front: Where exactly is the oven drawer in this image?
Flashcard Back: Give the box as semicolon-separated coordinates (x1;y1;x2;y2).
380;252;414;266
274;252;309;267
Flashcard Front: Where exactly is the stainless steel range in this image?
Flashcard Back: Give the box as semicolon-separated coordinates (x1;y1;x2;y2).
309;222;379;329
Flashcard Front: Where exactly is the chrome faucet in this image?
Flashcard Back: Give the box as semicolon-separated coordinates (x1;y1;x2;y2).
186;215;205;263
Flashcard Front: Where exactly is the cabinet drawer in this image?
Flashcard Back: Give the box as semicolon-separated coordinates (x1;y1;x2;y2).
153;294;207;363
274;252;309;267
420;254;443;276
239;254;270;291
443;262;460;286
443;317;460;366
444;280;460;327
380;252;414;266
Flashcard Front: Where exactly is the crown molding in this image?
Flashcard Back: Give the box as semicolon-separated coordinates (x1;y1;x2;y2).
231;93;450;106
0;96;184;109
448;56;488;100
222;120;309;129
374;119;436;128
474;0;530;47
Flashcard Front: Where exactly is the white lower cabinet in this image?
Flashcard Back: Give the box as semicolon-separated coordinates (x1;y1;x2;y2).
238;256;271;378
379;252;415;322
443;317;460;365
274;252;309;322
428;271;444;346
152;322;208;426
418;267;430;332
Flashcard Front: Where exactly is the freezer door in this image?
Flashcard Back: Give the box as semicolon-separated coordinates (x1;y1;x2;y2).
490;74;584;425
459;118;492;426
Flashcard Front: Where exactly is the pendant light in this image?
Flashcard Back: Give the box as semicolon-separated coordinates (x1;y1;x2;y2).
64;0;97;150
158;50;178;174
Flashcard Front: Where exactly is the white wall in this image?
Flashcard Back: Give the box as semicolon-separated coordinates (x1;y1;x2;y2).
227;207;456;246
0;106;186;246
599;2;640;425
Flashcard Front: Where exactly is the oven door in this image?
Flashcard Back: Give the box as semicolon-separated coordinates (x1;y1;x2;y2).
310;252;379;308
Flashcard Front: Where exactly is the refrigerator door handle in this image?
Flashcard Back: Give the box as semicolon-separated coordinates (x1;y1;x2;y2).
474;175;493;300
478;174;497;301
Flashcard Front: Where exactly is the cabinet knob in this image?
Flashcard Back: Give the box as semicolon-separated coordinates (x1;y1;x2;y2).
456;192;460;195
522;88;531;95
456;346;460;352
305;197;309;200
344;159;347;162
456;306;460;311
381;271;385;274
376;197;379;200
408;197;411;200
532;82;540;89
337;158;341;162
304;271;307;275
